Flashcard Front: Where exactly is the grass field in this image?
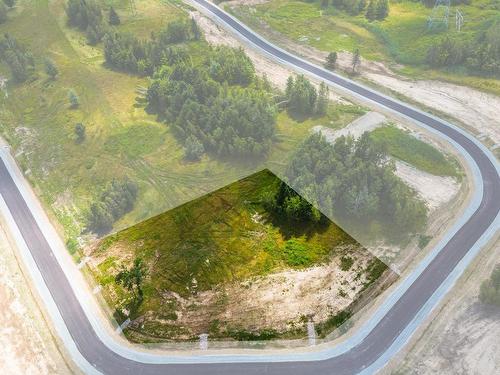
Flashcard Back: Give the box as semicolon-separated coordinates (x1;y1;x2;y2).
228;0;500;94
91;169;388;341
0;0;363;254
370;125;460;177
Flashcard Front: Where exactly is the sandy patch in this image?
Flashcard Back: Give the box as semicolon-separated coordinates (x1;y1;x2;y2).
130;245;376;337
312;111;386;142
0;222;73;374
387;239;500;375
394;161;460;211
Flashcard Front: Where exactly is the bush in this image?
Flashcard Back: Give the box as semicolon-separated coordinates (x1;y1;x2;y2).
479;265;500;307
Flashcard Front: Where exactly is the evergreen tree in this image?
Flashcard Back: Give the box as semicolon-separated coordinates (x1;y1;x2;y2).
0;34;35;82
316;82;329;116
68;89;79;108
184;135;204;160
321;0;329;8
44;58;59;79
351;48;361;74
375;0;389;20
3;0;15;8
190;17;201;40
365;0;376;21
109;6;120;25
285;75;318;116
75;123;86;143
325;51;338;70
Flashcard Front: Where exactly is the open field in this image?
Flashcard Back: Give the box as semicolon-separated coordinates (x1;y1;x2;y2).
227;0;500;95
90;169;391;342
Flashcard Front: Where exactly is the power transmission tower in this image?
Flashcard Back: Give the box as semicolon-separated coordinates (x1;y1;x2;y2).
427;0;450;30
455;9;464;32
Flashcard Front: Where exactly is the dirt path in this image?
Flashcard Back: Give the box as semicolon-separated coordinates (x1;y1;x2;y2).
0;221;74;374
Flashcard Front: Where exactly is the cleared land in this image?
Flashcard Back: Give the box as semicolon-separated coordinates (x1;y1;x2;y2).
89;169;391;342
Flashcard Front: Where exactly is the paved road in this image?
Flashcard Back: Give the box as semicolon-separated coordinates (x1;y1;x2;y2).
1;1;499;374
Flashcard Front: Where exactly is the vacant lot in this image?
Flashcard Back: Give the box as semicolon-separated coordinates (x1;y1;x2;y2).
90;170;390;342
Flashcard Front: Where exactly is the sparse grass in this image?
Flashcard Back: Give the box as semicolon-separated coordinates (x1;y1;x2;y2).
370;125;459;177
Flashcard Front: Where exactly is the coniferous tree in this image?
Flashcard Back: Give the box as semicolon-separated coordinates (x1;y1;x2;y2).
0;34;35;82
365;0;376;21
325;51;338;70
316;82;329;116
3;0;15;8
75;123;86;143
375;0;389;20
68;89;79;108
44;58;59;79
109;6;120;25
352;49;361;74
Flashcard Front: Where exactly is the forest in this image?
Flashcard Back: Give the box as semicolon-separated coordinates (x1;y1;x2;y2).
284;132;428;241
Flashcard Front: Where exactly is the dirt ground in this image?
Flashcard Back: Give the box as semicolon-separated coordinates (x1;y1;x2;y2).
215;0;500;146
0;221;74;374
384;238;500;375
143;245;373;336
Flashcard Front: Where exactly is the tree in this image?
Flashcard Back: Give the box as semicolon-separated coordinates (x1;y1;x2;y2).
321;0;329;8
351;48;361;74
0;34;35;82
108;6;120;25
365;0;376;21
375;0;389;20
184;135;204;160
325;51;338;70
0;2;8;24
316;82;329;116
285;75;318;116
44;58;59;79
74;123;85;143
68;89;79;108
3;0;14;8
190;17;201;40
115;258;147;302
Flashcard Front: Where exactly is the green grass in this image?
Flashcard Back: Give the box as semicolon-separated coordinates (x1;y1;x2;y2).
230;0;500;94
370;125;459;177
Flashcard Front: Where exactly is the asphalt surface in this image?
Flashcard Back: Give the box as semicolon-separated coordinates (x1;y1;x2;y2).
0;1;499;373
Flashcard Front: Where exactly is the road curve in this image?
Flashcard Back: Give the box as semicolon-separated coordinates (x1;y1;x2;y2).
0;1;499;374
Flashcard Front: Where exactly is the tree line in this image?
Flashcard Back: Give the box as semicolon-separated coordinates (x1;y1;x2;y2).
426;19;500;76
283;132;428;242
87;179;138;235
314;0;390;21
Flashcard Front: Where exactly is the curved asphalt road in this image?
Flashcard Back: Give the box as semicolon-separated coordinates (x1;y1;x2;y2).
0;1;499;374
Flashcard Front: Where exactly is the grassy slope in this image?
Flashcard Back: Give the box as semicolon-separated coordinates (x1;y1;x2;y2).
93;169;382;341
231;0;500;95
370;125;460;177
0;0;362;251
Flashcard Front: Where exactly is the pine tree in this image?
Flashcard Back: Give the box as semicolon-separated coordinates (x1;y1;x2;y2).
75;123;86;143
316;82;329;116
352;49;361;74
68;89;79;108
375;0;389;20
325;51;338;70
3;0;15;8
365;0;376;21
190;17;201;40
44;58;59;79
109;6;120;26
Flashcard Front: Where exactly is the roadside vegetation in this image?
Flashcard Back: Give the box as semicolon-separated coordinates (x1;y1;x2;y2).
227;0;500;93
370;125;460;177
479;264;500;307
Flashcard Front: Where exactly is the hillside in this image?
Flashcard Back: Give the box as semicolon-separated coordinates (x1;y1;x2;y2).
90;169;391;342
